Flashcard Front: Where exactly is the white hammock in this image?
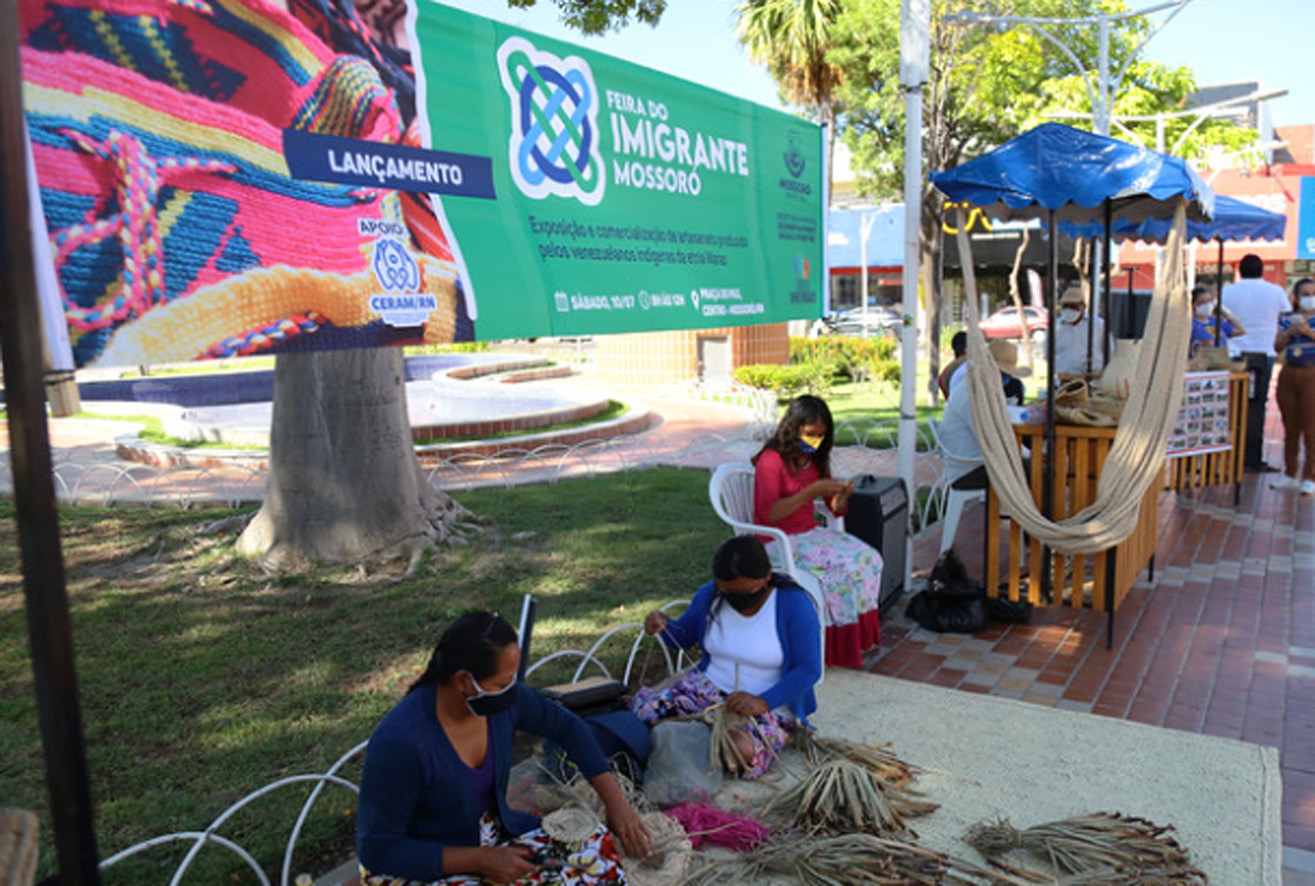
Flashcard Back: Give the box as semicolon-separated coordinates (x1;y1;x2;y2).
956;202;1191;555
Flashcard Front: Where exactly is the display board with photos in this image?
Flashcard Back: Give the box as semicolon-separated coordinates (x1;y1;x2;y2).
1166;371;1233;459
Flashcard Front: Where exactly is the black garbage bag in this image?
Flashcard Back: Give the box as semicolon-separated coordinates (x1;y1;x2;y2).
905;551;1030;633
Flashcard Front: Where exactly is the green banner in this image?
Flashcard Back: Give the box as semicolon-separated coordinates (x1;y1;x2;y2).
413;4;824;339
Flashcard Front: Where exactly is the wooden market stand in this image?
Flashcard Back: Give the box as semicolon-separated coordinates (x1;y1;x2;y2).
983;369;1248;643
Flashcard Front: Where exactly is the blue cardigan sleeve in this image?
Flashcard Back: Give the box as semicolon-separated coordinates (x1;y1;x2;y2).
356;730;450;880
758;588;822;713
512;685;610;779
659;581;714;650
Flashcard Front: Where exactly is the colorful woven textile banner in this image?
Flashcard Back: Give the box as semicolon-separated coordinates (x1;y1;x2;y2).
20;0;823;366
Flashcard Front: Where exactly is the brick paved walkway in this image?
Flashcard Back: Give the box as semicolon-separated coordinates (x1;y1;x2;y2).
881;403;1315;881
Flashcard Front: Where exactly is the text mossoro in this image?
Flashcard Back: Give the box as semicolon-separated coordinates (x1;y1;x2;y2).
605;90;749;197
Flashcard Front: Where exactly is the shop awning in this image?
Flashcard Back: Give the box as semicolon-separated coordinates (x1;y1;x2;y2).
1059;194;1285;244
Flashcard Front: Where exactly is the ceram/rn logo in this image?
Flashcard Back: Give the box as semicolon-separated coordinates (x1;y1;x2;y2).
497;37;605;206
780;131;811;198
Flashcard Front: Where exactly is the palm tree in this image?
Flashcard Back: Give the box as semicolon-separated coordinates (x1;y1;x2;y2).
734;0;845;178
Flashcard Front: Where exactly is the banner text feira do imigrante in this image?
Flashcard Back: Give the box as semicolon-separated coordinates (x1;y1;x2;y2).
20;0;823;367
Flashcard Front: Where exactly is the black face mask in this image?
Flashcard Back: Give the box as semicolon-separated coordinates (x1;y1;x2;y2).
465;676;518;717
722;586;770;613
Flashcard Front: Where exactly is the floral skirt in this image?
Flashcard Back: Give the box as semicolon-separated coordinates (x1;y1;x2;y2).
360;813;627;885
630;669;789;779
768;527;882;668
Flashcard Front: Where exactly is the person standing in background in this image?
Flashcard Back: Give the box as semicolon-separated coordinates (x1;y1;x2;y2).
1190;284;1245;355
1271;278;1315;496
1053;286;1109;380
1222;254;1291;472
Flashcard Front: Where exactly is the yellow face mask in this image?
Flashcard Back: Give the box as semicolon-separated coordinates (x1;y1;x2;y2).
799;433;825;454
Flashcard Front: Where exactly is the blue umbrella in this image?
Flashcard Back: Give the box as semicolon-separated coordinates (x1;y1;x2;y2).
931;122;1214;225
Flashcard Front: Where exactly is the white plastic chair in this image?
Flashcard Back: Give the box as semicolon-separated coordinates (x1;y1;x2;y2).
926;419;987;556
707;462;828;675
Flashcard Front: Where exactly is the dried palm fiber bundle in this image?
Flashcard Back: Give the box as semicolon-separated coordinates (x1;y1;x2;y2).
964;813;1207;884
799;731;921;789
764;757;938;836
19;0;463;367
620;811;693;886
683;831;1011;886
705;703;774;774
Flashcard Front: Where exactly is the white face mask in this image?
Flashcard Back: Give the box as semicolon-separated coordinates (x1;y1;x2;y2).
1300;295;1315;312
1059;308;1080;324
1195;301;1216;318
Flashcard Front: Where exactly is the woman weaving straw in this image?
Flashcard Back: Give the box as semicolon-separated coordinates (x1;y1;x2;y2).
631;536;822;779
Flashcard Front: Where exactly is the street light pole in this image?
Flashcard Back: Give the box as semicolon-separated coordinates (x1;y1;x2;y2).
899;0;930;593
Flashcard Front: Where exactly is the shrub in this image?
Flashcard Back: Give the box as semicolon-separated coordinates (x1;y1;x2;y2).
790;336;899;384
733;363;828;396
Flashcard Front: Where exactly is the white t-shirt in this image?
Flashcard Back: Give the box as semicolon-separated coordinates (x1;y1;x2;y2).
1222;277;1290;355
703;592;783;697
1053;315;1108;376
939;377;984;484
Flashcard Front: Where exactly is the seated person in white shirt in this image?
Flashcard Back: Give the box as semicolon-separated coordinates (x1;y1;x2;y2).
942;339;1028;491
1053;285;1109;379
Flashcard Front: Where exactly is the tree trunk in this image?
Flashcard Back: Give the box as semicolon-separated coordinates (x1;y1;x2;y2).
919;191;942;405
237;348;473;571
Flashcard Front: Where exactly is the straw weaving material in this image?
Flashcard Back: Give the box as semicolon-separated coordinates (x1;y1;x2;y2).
0;808;38;886
541;807;601;844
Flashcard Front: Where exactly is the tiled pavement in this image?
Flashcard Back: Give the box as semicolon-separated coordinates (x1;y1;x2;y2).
878;403;1315;882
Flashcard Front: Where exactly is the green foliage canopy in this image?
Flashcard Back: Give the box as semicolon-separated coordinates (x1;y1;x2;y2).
511;0;667;34
828;0;1258;201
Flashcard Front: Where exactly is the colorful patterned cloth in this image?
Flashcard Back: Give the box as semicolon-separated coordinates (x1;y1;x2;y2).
630;669;790;780
767;528;882;669
360;813;627;886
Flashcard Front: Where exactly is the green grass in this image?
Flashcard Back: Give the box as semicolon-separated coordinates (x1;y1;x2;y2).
0;468;726;883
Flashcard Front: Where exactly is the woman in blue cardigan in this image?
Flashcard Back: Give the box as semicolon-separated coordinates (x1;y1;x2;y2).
631;535;823;779
356;612;651;885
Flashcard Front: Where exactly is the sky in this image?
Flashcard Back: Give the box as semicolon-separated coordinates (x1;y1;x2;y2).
433;0;1312;131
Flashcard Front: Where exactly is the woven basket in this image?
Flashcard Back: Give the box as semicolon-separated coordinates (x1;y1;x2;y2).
1055;378;1089;409
1087;395;1126;421
622;812;692;886
542;807;601;845
1055;406;1119;427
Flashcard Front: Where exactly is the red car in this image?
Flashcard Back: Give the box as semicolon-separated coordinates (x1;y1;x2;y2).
978;306;1049;340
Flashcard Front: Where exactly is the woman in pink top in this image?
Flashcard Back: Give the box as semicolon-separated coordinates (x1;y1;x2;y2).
752;396;882;668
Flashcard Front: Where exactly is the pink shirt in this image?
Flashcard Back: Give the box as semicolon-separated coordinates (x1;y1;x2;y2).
754;448;825;535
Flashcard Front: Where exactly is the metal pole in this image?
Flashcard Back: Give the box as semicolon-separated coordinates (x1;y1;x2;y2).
1095;14;1111;136
1102;199;1113;368
899;0;929;593
860;210;876;320
1042;208;1058;602
0;1;103;880
1214;238;1225;346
